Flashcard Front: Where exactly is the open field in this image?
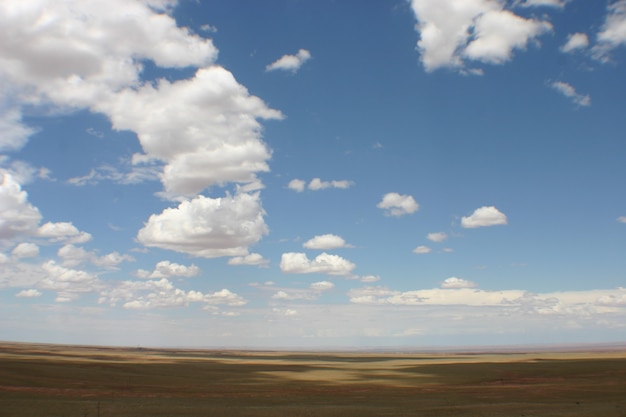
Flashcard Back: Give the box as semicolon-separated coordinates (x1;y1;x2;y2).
1;342;625;416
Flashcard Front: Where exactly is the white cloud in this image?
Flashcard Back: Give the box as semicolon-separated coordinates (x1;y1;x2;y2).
560;33;589;53
280;252;356;276
359;275;381;283
99;67;282;198
0;0;281;200
40;260;101;302
136;260;199;279
550;81;591;107
37;222;92;244
57;244;133;269
618;216;626;223
461;206;508;228
0;174;42;240
102;278;246;310
0;108;36;151
271;281;335;302
441;277;477;289
412;245;432;254
308;178;354;191
409;0;551;71
11;242;39;259
310;281;335;291
593;0;626;62
516;0;568;7
228;253;269;267
287;179;306;192
426;232;448;243
377;192;419;217
16;289;42;298
266;49;312;73
303;234;352;250
137;192;268;258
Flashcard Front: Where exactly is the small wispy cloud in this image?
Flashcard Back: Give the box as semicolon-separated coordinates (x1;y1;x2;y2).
266;49;311;73
550;81;591;107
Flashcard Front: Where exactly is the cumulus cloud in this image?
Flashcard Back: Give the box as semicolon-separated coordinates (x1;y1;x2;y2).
550;81;591;107
287;178;354;192
280;252;356;276
101;278;246;310
37;222;92;244
11;243;39;259
618;216;626;223
377;193;419;217
100;67;282;198
16;289;42;298
593;0;626;62
56;244;133;270
227;253;269;267
427;232;448;243
303;234;352;250
0;108;36;151
516;0;568;7
461;206;508;228
308;178;354;191
412;245;432;254
287;179;306;192
409;0;551;72
40;260;101;302
0;0;282;200
0;174;42;240
137;192;268;258
272;281;335;302
560;33;589;53
266;49;312;73
441;277;477;289
310;281;335;291
136;260;199;279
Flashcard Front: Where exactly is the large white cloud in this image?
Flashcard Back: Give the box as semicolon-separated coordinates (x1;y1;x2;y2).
0;174;42;240
377;193;419;217
137;192;268;258
461;206;508;228
98;66;282;198
280;252;356;276
0;0;281;200
409;0;551;72
303;234;352;250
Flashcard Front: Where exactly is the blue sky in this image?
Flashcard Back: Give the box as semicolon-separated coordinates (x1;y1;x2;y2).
1;0;626;348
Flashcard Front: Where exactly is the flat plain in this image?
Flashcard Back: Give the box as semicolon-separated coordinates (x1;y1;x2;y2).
1;342;625;416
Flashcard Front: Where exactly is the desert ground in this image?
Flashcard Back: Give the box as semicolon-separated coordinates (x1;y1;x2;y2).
1;342;625;416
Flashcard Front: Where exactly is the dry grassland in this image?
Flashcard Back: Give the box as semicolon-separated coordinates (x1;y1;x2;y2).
1;342;625;416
